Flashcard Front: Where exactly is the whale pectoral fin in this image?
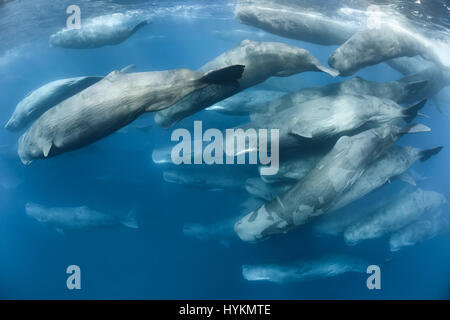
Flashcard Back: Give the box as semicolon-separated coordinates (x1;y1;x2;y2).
55;228;65;236
42;141;53;158
396;173;416;186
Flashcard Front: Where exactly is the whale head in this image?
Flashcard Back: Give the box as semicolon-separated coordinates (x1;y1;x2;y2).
25;203;49;223
17;131;53;165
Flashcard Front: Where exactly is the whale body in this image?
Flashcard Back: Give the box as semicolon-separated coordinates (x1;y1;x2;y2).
18;65;244;164
250;77;428;122
26;202;138;233
243;95;426;152
242;255;367;283
50;13;150;49
235;1;358;46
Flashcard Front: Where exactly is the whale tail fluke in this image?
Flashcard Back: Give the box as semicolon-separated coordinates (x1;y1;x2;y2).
419;146;443;162
403;99;427;123
120;208;139;229
404;80;428;97
200;65;245;85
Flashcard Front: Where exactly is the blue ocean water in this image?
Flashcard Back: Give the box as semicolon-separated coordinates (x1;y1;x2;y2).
0;0;449;299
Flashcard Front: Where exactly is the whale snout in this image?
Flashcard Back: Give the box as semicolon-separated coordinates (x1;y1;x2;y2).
234;219;260;242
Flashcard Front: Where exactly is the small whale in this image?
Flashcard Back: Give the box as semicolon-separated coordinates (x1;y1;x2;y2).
26;202;139;234
50;12;150;49
242;254;367;283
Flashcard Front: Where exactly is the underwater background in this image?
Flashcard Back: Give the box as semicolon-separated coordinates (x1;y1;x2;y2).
0;0;450;299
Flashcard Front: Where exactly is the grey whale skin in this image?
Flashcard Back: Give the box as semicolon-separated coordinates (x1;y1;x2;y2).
26;203;138;232
389;210;450;252
242;95;426;152
344;188;448;246
235;0;358;46
329;25;443;76
154;40;338;128
18;65;245;164
5;76;102;131
234;124;430;242
242;255;367;283
250;77;428;121
50;13;149;49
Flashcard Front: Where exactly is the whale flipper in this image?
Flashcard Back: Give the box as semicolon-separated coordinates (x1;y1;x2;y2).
42;140;53;157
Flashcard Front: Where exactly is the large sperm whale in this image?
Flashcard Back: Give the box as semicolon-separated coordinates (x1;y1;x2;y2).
234;124;430;242
154;40;338;128
235;0;358;46
18;65;244;164
241;95;426;152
